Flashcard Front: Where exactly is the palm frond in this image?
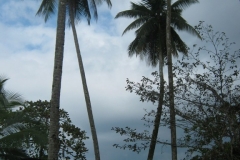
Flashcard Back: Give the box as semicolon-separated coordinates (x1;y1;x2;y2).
135;17;156;36
122;17;150;35
5;92;22;103
88;0;98;20
139;0;153;10
0;77;23;109
172;0;199;10
171;28;188;56
115;9;149;20
0;128;47;146
67;0;91;26
171;14;201;39
0;91;23;109
0;148;29;159
115;1;151;20
88;0;112;20
0;111;33;131
0;123;26;138
118;0;199;67
131;1;151;12
128;19;158;55
36;0;57;22
0;78;8;87
103;0;112;8
92;0;112;7
128;36;142;56
128;19;161;67
128;37;158;67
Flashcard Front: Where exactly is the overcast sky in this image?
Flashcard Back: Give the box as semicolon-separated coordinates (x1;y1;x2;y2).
0;0;240;159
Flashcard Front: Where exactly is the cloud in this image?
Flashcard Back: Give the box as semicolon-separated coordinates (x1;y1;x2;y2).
1;0;240;159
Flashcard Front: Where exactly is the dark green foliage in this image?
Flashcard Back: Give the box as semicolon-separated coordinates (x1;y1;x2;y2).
0;100;88;160
174;22;240;160
116;1;200;159
0;77;29;160
36;1;112;159
112;23;240;159
36;0;112;25
0;148;30;160
115;0;200;66
23;100;88;159
0;77;23;109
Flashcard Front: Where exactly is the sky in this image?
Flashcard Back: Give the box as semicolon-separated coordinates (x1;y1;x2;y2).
0;0;240;159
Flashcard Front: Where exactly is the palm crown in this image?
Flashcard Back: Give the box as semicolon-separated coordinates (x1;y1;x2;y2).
36;0;111;159
116;1;200;159
37;0;111;24
0;77;22;109
116;0;200;66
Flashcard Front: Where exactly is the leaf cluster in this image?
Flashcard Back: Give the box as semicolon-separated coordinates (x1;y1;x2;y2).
112;22;240;159
115;0;200;67
0;100;88;160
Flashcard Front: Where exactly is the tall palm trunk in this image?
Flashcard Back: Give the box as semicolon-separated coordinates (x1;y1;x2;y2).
166;0;177;159
48;0;67;159
147;51;164;160
147;24;164;160
69;8;101;160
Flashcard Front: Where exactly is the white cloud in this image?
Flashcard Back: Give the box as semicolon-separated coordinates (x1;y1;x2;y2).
1;0;240;159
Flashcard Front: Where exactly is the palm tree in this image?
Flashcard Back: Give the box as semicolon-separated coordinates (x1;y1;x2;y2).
36;0;67;159
166;0;201;159
0;77;29;159
67;1;111;160
166;0;177;159
0;77;24;139
36;0;111;159
0;77;22;109
115;0;200;159
0;77;23;139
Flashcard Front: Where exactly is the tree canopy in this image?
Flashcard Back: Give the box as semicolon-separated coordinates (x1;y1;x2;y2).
112;22;240;160
0;100;88;160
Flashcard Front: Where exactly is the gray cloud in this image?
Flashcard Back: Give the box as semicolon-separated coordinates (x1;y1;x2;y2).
0;0;240;159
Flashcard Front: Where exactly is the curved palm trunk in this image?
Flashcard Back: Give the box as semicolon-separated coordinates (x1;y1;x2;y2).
48;0;67;159
166;0;177;160
147;22;165;160
147;48;164;160
69;9;101;160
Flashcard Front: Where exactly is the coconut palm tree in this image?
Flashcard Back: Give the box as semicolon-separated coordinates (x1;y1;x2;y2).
0;77;24;140
36;0;111;159
166;0;177;159
0;77;23;139
67;1;111;160
36;0;67;159
0;77;22;109
0;77;29;159
115;0;200;159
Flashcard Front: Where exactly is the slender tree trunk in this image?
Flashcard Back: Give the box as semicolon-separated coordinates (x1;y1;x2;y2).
166;0;177;160
39;146;44;159
147;22;164;160
147;49;164;160
48;0;66;159
69;8;101;160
